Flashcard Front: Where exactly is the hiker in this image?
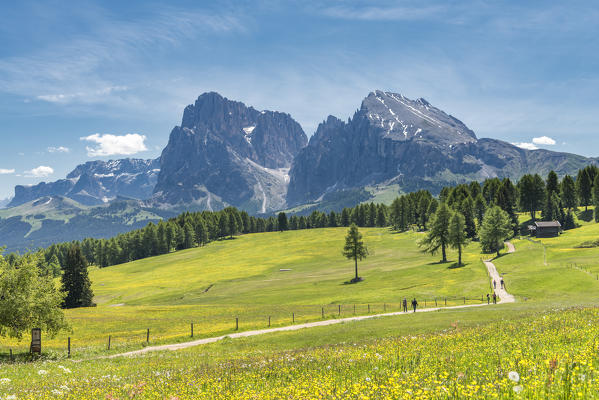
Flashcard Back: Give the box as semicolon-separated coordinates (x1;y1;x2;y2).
486;293;490;304
411;298;418;313
492;293;497;304
500;278;504;289
493;280;496;289
402;298;408;312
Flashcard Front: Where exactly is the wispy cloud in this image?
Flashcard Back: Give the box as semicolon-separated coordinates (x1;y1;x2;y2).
320;4;445;21
47;146;71;153
25;166;54;178
81;133;148;157
0;168;15;174
0;7;247;109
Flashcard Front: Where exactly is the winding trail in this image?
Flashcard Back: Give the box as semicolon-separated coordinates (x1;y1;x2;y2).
105;243;516;359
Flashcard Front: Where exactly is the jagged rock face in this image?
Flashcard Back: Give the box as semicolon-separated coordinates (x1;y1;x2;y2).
153;92;307;213
287;90;597;205
9;158;160;207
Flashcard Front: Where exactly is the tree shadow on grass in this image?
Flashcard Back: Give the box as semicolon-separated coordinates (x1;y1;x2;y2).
448;262;468;269
427;260;451;266
343;277;364;285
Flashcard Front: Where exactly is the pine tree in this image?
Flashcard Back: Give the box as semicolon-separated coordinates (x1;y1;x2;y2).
218;214;228;239
342;224;369;283
593;174;599;222
328;211;338;227
277;212;289;231
479;206;512;257
546;171;559;197
518;174;545;221
577;168;593;211
448;212;469;267
418;202;452;262
561;174;578;210
61;244;94;309
474;193;486;227
459;196;477;238
376;205;387;227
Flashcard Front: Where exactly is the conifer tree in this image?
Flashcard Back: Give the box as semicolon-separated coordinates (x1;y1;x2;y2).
342;224;369;283
419;202;452;262
277;212;289;231
61;244;94;309
577;168;593;211
448;212;469;267
593;174;599;222
561;174;578;210
479;206;511;257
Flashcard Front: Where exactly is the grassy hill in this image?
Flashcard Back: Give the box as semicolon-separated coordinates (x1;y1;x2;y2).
2;221;599;398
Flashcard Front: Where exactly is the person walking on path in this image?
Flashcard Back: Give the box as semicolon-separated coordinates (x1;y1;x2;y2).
500;278;505;289
492;293;497;304
411;298;418;313
493;280;496;289
486;293;490;304
402;298;408;312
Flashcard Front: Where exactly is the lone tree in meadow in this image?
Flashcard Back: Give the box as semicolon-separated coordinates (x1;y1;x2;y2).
278;212;288;232
419;202;452;263
342;223;369;283
61;244;94;309
479;206;512;258
448;212;469;267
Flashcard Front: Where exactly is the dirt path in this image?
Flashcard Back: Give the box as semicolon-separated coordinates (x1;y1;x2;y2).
482;242;515;304
105;243;516;359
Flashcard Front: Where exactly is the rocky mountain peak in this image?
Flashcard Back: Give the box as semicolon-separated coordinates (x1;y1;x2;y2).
153;92;308;212
359;90;477;145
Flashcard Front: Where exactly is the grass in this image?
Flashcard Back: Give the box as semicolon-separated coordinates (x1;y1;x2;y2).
1;216;599;398
2;227;491;356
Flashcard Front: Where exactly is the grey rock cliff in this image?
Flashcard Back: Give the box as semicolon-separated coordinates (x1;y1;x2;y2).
153;92;307;213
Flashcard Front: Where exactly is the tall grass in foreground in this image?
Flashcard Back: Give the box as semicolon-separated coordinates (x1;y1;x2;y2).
2;307;599;398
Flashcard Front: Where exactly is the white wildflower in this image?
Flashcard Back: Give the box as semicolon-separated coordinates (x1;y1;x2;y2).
508;371;520;383
37;370;48;375
0;378;10;385
51;390;63;396
513;385;523;393
5;395;17;400
57;365;71;374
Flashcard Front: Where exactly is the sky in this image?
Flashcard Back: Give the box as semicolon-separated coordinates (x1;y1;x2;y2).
1;0;598;199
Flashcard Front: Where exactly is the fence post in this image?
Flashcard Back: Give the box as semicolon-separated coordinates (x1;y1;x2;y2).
353;304;356;314
9;349;13;362
463;297;465;304
368;304;370;313
424;300;427;307
445;298;447;306
191;323;194;338
108;335;111;350
292;313;295;323
67;337;71;358
269;316;271;327
235;317;239;331
435;298;437;307
384;303;386;312
322;307;324;318
338;304;341;316
146;329;150;343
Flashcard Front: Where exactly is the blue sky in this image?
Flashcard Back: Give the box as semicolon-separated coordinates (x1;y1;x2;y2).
1;0;598;199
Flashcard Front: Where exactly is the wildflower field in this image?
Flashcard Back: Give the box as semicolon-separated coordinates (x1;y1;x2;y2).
2;307;599;398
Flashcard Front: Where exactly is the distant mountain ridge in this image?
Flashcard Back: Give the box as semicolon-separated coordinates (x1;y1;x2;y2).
286;90;597;205
2;90;597;251
8;158;160;208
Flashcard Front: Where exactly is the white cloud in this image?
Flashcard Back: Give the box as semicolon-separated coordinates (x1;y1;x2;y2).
512;142;539;150
37;86;128;105
25;166;54;178
0;168;15;174
532;136;556;145
47;146;70;153
81;133;148;157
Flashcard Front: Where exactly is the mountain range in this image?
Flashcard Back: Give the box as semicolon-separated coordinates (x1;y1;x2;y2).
1;90;596;251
